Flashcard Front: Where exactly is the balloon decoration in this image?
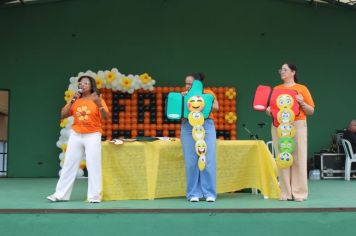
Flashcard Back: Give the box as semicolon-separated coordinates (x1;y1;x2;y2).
57;69;238;176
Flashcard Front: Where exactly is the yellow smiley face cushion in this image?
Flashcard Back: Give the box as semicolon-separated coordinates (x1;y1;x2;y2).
192;125;205;141
198;155;206;171
276;94;294;109
187;96;205;112
276;152;294;169
277;108;295;124
188;111;204;126
195;139;207;156
277;123;296;138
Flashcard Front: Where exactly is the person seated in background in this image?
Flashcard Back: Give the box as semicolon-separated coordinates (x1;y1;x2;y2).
343;120;356;154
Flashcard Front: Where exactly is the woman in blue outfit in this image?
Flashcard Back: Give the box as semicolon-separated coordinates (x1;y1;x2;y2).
181;73;219;202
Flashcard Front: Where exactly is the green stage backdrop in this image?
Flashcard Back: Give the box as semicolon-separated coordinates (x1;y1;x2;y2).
0;0;355;177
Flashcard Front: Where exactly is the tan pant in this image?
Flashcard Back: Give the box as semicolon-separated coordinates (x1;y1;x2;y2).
272;120;308;200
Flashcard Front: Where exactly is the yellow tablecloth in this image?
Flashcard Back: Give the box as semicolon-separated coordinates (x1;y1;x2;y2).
102;140;280;200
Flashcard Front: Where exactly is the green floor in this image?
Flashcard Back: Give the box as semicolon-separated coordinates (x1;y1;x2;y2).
2;178;356;236
1;178;356;210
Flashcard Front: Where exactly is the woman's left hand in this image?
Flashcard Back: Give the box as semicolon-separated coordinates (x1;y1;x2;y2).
91;93;102;107
296;94;304;105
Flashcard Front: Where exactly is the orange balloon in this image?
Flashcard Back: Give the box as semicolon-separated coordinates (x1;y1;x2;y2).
131;130;137;138
125;123;132;130
157;124;162;130
162;87;169;93
144;130;150;136
163;130;169;137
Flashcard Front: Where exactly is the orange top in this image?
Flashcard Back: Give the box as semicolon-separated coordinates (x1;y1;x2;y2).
204;89;217;120
69;97;109;134
274;83;315;120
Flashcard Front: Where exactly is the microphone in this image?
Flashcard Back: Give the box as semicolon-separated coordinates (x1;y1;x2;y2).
241;123;258;140
71;86;83;104
77;88;83;97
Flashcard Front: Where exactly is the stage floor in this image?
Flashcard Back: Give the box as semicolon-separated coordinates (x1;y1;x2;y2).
1;178;356;213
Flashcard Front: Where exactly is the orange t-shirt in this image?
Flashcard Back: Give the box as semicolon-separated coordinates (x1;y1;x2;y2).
69;98;109;134
274;83;315;120
204;89;218;120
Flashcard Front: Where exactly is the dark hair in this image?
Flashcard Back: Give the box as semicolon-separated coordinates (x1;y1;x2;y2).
285;63;298;83
78;75;100;95
187;72;205;82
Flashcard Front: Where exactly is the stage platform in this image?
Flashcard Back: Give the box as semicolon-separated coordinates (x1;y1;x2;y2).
1;178;356;236
1;178;356;213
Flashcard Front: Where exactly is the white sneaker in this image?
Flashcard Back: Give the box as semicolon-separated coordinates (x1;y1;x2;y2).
206;197;216;202
189;197;199;202
47;194;58;202
88;199;101;203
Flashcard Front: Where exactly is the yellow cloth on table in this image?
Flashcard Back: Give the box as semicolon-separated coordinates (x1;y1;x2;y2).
102;140;280;200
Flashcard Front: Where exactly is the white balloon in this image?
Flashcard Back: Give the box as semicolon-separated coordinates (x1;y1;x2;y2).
56;140;63;148
60;128;70;139
59;152;65;161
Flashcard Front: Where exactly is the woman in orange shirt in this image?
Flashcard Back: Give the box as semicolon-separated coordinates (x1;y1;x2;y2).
266;63;315;202
47;75;109;203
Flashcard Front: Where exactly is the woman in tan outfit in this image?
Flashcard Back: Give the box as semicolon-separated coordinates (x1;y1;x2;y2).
266;63;315;202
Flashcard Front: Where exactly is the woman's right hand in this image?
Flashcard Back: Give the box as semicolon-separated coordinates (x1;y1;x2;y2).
70;91;82;104
266;106;271;116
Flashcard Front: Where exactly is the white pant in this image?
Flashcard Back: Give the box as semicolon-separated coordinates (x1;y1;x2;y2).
54;130;102;201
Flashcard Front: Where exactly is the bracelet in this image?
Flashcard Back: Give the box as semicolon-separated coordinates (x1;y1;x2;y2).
300;102;306;107
99;107;105;111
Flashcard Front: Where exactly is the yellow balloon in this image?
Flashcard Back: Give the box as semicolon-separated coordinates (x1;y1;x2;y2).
277;123;296;138
276;152;294;169
188;112;204;126
195;139;207;156
276;94;294;109
192;125;205;141
277;108;295;124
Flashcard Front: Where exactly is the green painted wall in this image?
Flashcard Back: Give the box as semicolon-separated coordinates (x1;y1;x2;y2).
0;0;355;177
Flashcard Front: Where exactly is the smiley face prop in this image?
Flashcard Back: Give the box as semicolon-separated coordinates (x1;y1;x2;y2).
276;152;294;169
195;139;207;156
277;123;296;138
188;111;204;126
198;155;206;171
277;108;295;124
278;137;296;153
187;96;205;112
276;94;294;110
192;125;205;141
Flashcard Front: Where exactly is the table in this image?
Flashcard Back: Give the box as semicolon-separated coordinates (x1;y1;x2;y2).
102;140;280;200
